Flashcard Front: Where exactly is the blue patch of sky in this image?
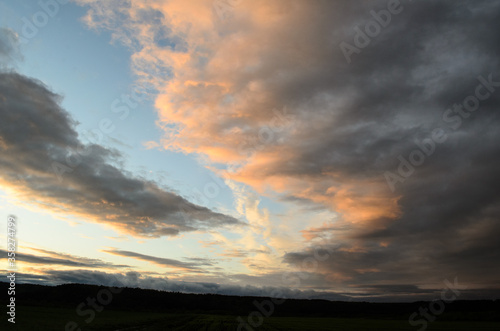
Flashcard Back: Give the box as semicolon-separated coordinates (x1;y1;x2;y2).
1;1;240;216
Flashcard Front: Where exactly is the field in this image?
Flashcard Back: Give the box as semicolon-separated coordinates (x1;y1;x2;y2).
2;306;500;331
2;283;498;330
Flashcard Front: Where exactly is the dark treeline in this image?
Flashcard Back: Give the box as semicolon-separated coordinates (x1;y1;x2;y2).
2;282;499;321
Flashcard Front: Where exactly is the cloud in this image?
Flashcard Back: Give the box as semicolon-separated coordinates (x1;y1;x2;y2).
73;0;500;295
15;268;500;301
0;30;243;238
102;248;212;272
0;27;21;67
0;248;130;269
18;268;352;301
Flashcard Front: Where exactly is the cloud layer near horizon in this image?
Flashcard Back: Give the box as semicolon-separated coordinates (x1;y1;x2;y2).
73;0;500;294
11;267;500;302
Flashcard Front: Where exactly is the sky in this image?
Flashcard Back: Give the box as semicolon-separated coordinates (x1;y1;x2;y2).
0;0;500;302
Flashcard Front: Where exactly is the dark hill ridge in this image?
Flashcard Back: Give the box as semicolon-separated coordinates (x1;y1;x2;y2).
2;282;499;321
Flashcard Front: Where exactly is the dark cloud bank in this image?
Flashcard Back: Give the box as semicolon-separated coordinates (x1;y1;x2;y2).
276;0;500;298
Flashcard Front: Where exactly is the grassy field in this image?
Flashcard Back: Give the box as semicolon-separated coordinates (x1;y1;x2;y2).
1;306;499;330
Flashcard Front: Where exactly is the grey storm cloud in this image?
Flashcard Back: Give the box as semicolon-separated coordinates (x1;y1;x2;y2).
0;31;243;238
270;0;500;296
237;0;500;181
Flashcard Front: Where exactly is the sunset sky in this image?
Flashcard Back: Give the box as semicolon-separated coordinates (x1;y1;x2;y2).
1;0;499;302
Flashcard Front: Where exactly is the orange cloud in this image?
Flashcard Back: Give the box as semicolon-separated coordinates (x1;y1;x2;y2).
76;0;403;249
